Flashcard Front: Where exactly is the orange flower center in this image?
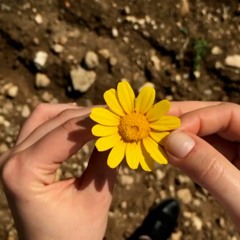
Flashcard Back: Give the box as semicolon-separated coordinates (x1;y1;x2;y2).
118;112;150;142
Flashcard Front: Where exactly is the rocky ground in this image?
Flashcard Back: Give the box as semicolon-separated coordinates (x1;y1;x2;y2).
0;0;240;239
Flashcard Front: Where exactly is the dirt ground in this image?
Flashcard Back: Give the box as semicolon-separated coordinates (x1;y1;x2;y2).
0;0;240;239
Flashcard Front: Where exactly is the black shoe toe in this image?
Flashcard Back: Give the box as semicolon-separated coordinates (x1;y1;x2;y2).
127;199;180;240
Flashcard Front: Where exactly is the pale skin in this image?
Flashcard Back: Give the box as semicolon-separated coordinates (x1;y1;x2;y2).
0;101;239;239
0;103;117;240
166;101;240;231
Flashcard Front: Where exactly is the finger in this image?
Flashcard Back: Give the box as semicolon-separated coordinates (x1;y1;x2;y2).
16;103;79;144
179;102;240;141
19;115;94;184
168;101;221;116
76;148;118;207
203;135;239;164
16;107;93;152
165;131;240;228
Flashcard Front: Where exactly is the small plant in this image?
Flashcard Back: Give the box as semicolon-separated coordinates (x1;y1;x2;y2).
193;38;209;70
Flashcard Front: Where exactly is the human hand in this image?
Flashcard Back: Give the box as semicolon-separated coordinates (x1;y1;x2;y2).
0;103;117;240
164;101;240;230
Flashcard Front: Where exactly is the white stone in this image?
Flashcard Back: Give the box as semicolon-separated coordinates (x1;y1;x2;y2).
7;85;18;98
112;27;119;37
171;231;183;240
181;0;190;16
70;67;96;92
192;215;203;230
211;46;222;55
0;115;10;127
175;74;182;82
34;51;48;69
41;91;53;102
0;115;5;125
0;143;9;154
193;71;201;78
177;188;192;204
1;102;13;115
35;73;51;88
177;175;191;184
21;104;31;118
215;61;223;69
98;49;111;59
219;217;225;227
155;169;165;180
183;211;192;218
123;36;129;43
109;57;117;66
150;55;161;71
121;201;127;209
124;6;131;14
204;89;212;96
82;144;90;155
35;13;43;24
225;54;240;68
119;174;134;185
84;51;99;69
52;44;64;54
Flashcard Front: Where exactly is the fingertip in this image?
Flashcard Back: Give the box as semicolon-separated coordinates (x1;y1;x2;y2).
165;131;196;159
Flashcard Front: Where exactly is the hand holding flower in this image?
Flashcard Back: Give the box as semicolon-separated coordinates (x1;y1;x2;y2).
90;81;180;171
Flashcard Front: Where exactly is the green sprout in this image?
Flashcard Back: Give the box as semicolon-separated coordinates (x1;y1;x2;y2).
193;38;209;71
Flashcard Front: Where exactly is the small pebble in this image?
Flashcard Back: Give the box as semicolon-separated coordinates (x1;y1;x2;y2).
34;51;48;70
225;54;240;69
98;49;111;59
0;143;9;154
177;188;192;204
119;174;134;185
193;71;201;78
21;104;31;118
84;51;99;69
7;85;18;98
52;44;64;54
112;27;119;37
109;57;118;66
211;46;222;55
35;13;43;24
192;215;203;231
70;67;96;92
150;55;161;71
35;73;51;88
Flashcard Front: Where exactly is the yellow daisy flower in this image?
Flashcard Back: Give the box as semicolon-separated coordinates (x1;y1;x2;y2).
90;81;181;171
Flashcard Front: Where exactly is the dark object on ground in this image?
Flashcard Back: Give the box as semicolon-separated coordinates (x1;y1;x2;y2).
127;199;180;240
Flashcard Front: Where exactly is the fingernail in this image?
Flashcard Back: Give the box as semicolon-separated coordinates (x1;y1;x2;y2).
166;131;195;158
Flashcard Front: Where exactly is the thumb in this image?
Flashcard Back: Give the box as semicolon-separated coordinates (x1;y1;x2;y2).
164;131;240;227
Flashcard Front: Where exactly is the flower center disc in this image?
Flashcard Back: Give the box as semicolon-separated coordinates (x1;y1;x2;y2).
118;112;150;142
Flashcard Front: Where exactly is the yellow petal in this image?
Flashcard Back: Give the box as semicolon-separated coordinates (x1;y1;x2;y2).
139;142;155;171
95;133;121;151
146;100;171;122
92;124;118;137
107;140;126;168
149;131;169;143
135;86;155;114
143;137;168;164
126;142;140;169
117;81;135;114
149;116;181;131
90;108;120;126
104;89;125;116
